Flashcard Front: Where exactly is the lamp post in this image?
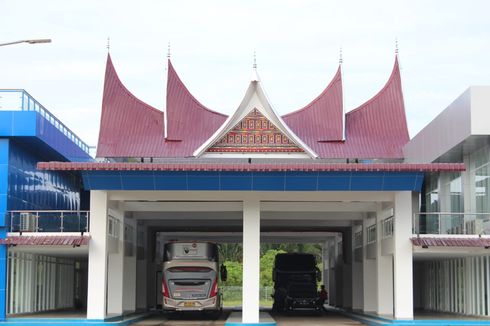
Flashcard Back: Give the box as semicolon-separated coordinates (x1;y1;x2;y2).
0;39;51;47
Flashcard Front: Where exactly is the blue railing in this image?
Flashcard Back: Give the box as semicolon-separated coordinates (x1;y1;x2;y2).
9;210;90;233
0;89;90;154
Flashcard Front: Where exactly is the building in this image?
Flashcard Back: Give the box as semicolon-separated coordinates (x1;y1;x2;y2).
0;54;488;325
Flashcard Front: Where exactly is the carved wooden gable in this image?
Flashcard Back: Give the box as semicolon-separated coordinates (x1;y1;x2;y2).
207;108;303;153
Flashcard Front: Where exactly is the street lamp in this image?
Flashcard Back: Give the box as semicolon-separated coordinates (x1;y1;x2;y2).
0;39;51;47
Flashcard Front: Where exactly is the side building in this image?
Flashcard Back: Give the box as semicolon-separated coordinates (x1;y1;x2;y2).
0;90;91;318
405;86;490;316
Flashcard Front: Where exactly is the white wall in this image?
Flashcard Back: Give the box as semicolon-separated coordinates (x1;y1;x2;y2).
7;252;76;315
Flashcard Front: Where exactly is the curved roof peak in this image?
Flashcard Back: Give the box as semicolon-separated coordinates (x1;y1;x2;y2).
282;65;344;142
166;60;227;142
193;78;318;158
96;54;165;158
348;55;401;115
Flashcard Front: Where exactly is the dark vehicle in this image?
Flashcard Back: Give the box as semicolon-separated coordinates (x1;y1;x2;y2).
272;253;322;312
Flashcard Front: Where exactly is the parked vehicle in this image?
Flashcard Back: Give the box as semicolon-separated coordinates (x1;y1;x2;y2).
272;253;322;312
162;242;226;313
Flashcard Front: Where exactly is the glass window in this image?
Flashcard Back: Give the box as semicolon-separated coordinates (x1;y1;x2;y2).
475;163;490;213
425;173;439;212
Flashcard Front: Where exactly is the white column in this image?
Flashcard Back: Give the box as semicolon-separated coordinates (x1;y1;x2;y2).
242;198;260;323
352;223;364;311
107;205;125;316
393;191;415;319
87;191;109;319
362;215;377;313
376;204;394;316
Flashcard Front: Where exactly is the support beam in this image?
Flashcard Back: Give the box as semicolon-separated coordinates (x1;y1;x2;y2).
86;191;109;319
393;192;416;320
242;198;260;323
376;203;394;316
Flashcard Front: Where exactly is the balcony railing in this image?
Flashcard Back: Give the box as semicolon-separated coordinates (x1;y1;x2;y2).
9;211;90;233
0;89;90;154
413;212;490;235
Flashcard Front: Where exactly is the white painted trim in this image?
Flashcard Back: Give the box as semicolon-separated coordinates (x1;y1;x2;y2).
193;81;318;158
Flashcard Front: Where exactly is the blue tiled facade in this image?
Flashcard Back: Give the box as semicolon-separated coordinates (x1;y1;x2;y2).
81;170;425;192
0;106;90;320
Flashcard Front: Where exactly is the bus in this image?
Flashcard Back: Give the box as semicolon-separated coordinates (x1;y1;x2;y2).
162;242;226;313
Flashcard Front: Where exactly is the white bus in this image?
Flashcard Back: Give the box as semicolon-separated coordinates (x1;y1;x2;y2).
162;242;226;313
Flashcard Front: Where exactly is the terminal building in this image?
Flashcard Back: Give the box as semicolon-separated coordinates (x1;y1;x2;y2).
0;53;489;325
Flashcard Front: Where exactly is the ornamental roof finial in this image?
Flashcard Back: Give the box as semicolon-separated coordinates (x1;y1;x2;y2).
253;49;257;69
339;46;343;65
106;37;110;52
395;38;399;55
167;41;171;59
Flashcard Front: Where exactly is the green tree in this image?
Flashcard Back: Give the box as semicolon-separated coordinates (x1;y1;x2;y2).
223;261;242;286
260;249;286;287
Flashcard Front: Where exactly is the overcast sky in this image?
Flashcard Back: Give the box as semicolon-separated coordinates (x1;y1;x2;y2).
1;0;489;149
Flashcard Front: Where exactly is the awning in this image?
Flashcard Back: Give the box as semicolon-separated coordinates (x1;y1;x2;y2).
411;237;490;248
0;235;90;246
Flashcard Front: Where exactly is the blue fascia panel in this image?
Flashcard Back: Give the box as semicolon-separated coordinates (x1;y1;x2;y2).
0;111;36;137
82;171;425;192
35;114;91;162
0;111;91;162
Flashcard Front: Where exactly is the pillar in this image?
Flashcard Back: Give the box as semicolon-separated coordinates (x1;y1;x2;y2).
376;203;393;316
86;191;109;319
393;191;416;319
351;222;364;311
242;198;260;323
362;214;377;313
107;205;124;316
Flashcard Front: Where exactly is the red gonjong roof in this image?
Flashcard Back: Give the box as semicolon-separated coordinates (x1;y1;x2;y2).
411;237;490;248
0;235;90;246
38;162;465;172
96;55;409;159
282;66;343;142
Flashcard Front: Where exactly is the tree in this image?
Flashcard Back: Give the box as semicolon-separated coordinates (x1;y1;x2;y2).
260;249;286;287
223;261;242;286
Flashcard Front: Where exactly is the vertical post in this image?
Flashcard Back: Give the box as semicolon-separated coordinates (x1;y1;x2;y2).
362;214;377;313
242;197;260;324
351;222;364;311
86;191;109;319
393;191;415;319
376;203;394;316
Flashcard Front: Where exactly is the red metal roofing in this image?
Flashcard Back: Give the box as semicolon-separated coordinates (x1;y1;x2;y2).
282;57;409;159
0;235;90;246
96;56;228;158
37;162;465;172
166;60;228;143
282;66;343;142
96;55;409;159
96;55;166;158
411;237;490;247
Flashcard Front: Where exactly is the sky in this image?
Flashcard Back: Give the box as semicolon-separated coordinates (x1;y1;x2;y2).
1;0;490;150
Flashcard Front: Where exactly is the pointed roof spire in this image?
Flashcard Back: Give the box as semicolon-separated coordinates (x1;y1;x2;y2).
106;37;110;52
251;49;260;81
167;41;171;59
395;37;399;55
339;46;343;65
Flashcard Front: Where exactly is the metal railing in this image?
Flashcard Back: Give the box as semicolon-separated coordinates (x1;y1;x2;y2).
413;212;490;235
366;225;377;244
0;89;90;154
382;216;393;239
9;210;90;233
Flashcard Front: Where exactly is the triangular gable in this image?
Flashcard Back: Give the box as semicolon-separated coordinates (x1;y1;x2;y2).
207;108;304;153
193;77;318;158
